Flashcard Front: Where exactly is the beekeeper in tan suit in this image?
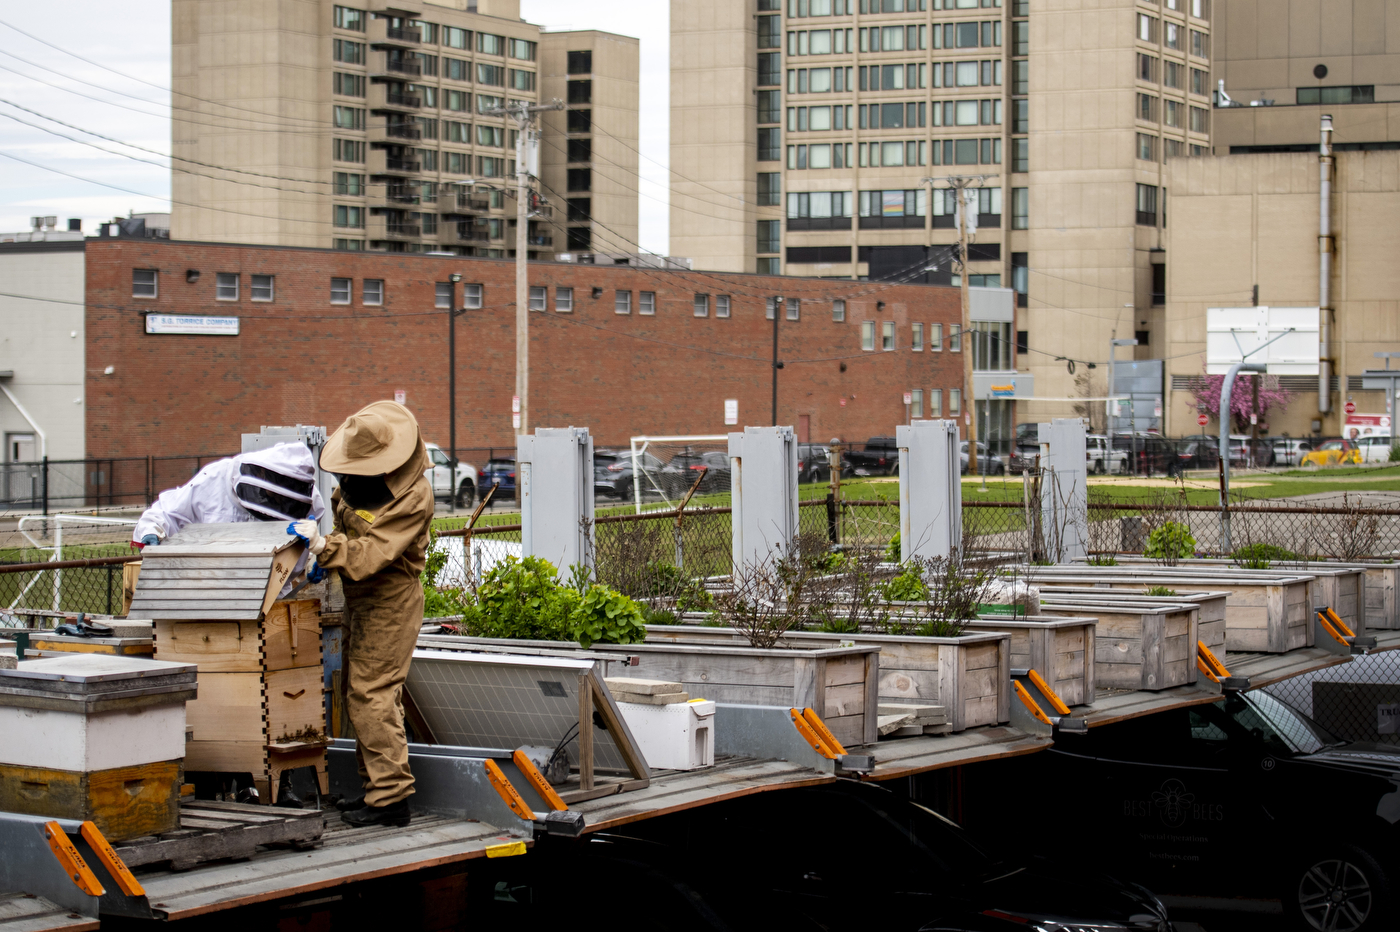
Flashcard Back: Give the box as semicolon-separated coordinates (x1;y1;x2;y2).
288;400;432;828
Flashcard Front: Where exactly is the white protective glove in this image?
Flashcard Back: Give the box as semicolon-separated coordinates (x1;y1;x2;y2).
288;519;326;554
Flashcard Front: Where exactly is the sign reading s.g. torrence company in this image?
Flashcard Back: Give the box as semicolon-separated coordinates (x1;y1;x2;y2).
145;314;240;336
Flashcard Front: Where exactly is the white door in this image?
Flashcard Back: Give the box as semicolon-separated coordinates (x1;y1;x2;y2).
7;433;36;463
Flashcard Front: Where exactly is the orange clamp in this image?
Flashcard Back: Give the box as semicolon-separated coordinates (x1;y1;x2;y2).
43;822;104;897
1012;680;1053;726
1316;610;1349;646
1196;641;1230;683
801;707;848;756
1028;669;1071;716
789;708;838;759
512;749;568;812
1324;607;1356;639
79;821;144;897
485;759;536;822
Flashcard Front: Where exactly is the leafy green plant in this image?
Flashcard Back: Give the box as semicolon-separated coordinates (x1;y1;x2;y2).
1086;554;1119;566
1144;585;1178;597
421;531;470;617
1144;521;1196;564
1390;444;1400;462
880;566;930;603
1231;542;1297;569
570;584;647;649
463;555;575;641
885;532;901;563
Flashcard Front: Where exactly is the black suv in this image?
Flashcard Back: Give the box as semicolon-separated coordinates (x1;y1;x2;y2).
1112;432;1182;477
797;443;846;484
1017;690;1400;931
593;449;666;500
464;782;1173;931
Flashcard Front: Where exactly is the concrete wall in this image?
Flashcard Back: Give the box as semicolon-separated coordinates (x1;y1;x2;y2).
0;242;87;463
1164;149;1400;437
84;239;963;457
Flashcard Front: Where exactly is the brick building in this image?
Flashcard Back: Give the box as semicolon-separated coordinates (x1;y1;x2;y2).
84;239;973;459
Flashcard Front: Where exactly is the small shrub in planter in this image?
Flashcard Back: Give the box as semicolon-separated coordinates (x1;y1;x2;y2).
1087;554;1119;566
1232;542;1298;570
1145;521;1195;564
884;532;901;563
457;555;646;647
1144;585;1178;597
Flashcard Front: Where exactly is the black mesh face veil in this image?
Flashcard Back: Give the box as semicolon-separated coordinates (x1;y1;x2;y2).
335;473;394;510
234;482;314;520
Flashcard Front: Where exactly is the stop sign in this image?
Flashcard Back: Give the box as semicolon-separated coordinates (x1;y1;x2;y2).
1197;413;1209;426
1345;401;1357;415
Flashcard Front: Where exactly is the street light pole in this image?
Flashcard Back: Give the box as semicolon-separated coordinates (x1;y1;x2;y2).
923;173;984;472
448;271;462;513
1109;336;1138;472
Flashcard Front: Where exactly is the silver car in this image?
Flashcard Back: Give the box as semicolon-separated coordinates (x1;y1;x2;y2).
1270;438;1314;467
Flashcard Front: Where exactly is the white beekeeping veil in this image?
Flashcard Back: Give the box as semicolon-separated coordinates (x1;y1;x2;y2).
230;442;318;521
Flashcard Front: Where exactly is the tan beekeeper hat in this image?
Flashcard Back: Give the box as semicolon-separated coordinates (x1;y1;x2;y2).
320;401;420;475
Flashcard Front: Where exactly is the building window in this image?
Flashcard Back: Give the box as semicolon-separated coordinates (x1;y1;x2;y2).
567;109;591;133
757;219;780;254
786;298;800;321
463;283;483;308
508;38;536;61
567;80;591;104
477;125;504;147
882;321;895;351
1164;61;1183;90
758;52;782;86
435;282;453;309
1137;14;1158;43
330;277;351;304
949;389;961;415
1152;263;1166;306
930;322;943;351
333;204;365;228
567;50;592;74
333;6;363;30
1011;187;1028;229
131;268;158;298
1190;29;1209;60
861;321;875;351
765;298;777;320
567;198;591;222
567;168;591;191
758;127;782;161
333;171;364;195
362;279;383;306
1016;330;1029;354
912;322;924;351
478;33;504;55
333;72;364;96
694;294;709;317
1012;138;1028;172
759;15;781;49
1138;93;1157;122
911;389;923;419
930;389;943;417
215;272;238;301
509;69;536;92
758;172;781;206
832;299;845;322
615;290;632;315
972;322;1015;371
758;90;782;124
1191;68;1210;97
529;286;547;311
251;274;274;302
949;324;962;353
757;258;780;274
333;139;365;163
333;39;364;64
555;287;573;312
477;63;505;86
1136;183;1159;225
639;292;656;315
333;105;364;129
1137;133;1157;161
716;295;731;318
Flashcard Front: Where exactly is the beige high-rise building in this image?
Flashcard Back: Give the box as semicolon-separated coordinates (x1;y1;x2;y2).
671;0;1215;434
171;0;638;257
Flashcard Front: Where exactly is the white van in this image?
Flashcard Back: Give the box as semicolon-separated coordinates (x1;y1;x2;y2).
1086;434;1128;474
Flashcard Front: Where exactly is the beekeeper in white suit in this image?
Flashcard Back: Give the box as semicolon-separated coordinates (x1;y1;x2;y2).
133;442;326;548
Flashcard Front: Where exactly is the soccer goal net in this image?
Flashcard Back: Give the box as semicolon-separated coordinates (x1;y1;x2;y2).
595;435;732;514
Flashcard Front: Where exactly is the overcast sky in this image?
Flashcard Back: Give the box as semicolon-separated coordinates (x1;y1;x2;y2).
0;1;669;252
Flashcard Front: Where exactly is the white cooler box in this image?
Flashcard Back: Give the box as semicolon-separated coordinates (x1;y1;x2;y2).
617;699;716;771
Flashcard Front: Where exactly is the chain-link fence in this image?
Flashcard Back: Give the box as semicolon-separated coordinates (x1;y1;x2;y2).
0;515;140;623
1264;649;1400;747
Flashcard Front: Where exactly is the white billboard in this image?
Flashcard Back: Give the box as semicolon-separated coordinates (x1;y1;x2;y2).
1206;306;1319;375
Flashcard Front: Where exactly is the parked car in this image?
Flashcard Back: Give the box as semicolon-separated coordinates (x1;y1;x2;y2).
846;436;899;476
1086;434;1128;475
660;450;731;496
1172;435;1220;472
797;443;847;484
1356;435;1396;463
1021;689;1400;931
478;455;516;498
1270;438;1315;467
1301;439;1362;467
959;441;1006;475
593;449;667;499
424;443;478;507
469;781;1175;932
1111;432;1181;477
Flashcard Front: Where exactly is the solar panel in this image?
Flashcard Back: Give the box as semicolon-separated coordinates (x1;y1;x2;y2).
406;650;650;788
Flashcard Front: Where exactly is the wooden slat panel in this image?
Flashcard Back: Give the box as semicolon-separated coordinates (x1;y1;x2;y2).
138;556;273;571
823;682;865;717
824;654;866;687
187;672;265;743
962;694;999;727
181;740;267;775
266;666;325;743
961;666;997;700
1163;635;1191;663
878;668;940;703
139;609;266;621
963;643;1000;671
824;713;862;749
1098;639;1144;664
134;571;272;585
153;620;263;672
263;601;323;672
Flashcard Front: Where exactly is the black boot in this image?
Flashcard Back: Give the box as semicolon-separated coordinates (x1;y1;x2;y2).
341;798;411;828
334;795;365;812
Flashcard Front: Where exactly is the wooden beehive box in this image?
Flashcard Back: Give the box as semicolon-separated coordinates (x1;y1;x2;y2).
133;523;327;801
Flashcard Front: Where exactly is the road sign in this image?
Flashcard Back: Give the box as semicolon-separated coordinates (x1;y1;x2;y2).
1197;413;1209;426
903;392;912;405
1346;401;1357;414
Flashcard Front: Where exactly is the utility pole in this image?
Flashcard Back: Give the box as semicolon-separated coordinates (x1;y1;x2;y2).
771;296;785;425
485;98;563;436
1109;336;1138;472
923;174;985;473
447;271;462;513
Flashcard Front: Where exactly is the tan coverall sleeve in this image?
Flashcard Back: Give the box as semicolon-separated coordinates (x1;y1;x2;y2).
316;482;433;582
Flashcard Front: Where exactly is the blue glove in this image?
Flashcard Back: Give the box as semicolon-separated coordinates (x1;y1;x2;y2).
307;560;327;583
287;520;325;553
140;534;159;548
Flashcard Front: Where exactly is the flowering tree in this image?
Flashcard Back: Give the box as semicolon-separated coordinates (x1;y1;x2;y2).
1187;373;1294;433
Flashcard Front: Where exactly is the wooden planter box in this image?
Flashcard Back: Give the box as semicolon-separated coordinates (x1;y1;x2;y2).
642;625;1011;734
1038;586;1229;665
1030;568;1313;653
962;615;1096;707
1030;600;1198;691
1105;558;1367;637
